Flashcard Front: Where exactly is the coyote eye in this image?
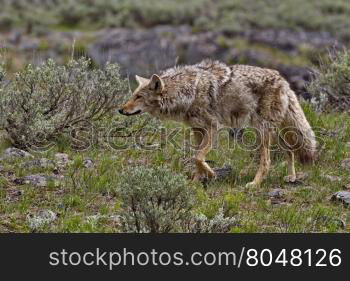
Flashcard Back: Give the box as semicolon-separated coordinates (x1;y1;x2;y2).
135;95;142;100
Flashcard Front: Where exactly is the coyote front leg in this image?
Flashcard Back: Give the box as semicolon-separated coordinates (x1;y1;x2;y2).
191;128;216;181
246;130;271;187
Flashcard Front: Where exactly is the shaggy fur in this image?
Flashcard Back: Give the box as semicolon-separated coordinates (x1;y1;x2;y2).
119;60;316;186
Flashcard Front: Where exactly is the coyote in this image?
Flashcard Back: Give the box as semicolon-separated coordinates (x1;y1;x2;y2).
119;60;316;187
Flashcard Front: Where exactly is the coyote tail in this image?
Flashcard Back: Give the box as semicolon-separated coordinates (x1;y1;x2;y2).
280;83;317;164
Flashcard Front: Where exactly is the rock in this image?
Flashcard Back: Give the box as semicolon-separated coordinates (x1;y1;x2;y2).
212;166;232;179
54;153;70;168
268;188;284;199
21;158;53;169
15;174;61;187
323;175;342;182
331;191;350;206
341;158;350;171
241;29;342;53
88;26;187;77
6;188;23;201
22;175;49;187
83;158;94;169
26;210;57;230
268;188;287;205
176;30;229;65
0;147;34;160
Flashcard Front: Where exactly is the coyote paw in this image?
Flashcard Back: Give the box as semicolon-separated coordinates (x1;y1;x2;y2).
191;172;202;182
284;175;296;183
245;181;258;188
191;170;216;182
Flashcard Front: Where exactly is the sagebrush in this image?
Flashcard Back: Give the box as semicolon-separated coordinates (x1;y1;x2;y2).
187;208;237;233
117;166;196;233
116;166;239;233
0;57;128;149
308;49;350;112
2;0;350;39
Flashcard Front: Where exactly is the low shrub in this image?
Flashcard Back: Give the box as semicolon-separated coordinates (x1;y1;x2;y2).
117;167;195;233
117;166;238;233
0;13;15;32
308;50;350;112
186;208;238;233
0;57;128;149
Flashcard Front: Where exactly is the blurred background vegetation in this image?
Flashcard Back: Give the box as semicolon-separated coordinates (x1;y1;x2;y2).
2;0;350;34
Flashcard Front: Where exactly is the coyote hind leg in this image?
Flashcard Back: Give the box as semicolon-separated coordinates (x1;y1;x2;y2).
284;150;296;182
191;128;216;181
246;130;271;187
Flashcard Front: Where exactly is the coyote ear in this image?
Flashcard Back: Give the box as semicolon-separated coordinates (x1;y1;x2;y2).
135;75;149;86
149;74;164;93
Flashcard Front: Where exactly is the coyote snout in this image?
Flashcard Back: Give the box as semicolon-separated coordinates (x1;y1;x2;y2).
119;60;316;187
118;108;142;116
118;95;144;116
118;74;164;117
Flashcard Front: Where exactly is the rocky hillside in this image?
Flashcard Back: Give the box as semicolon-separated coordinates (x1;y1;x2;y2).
0;25;345;100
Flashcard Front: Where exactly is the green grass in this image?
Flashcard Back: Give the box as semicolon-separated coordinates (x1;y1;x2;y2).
0;105;349;233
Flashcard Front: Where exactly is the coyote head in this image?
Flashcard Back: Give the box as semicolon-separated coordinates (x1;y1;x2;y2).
119;74;165;116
